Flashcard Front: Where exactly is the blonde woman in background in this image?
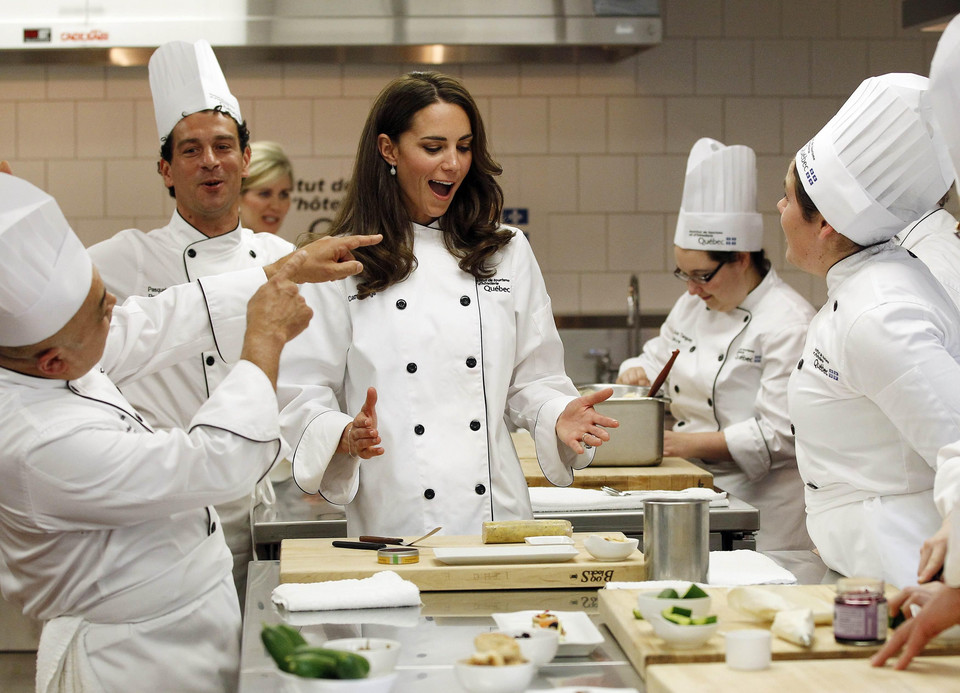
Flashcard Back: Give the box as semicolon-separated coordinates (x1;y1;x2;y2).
240;141;294;234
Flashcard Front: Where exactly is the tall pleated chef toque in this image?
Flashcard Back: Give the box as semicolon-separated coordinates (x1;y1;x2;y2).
929;14;960;190
0;175;92;347
674;138;764;252
148;39;241;145
795;73;953;246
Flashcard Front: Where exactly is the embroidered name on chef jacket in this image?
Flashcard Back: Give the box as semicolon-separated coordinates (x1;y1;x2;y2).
478;278;510;293
812;347;839;381
735;347;761;363
147;285;167;297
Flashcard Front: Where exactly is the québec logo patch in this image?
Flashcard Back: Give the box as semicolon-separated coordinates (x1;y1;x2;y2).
805;168;818;186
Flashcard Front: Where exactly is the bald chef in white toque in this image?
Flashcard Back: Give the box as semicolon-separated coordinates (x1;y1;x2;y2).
87;40;295;608
0;173;377;692
618;138;814;552
779;73;960;589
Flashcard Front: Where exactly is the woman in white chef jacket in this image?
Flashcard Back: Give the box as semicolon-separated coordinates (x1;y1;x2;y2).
780;73;960;589
279;72;617;537
618;138;814;552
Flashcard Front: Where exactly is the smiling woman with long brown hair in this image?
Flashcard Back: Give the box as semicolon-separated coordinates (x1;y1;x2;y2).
279;71;618;537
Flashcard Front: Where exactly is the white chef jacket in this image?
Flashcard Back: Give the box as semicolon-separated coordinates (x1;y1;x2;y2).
896;207;960;312
88;211;293;605
279;223;590;537
789;241;960;588
618;268;814;551
0;268;281;692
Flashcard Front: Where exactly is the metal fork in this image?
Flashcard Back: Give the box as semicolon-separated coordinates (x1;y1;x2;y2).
601;486;634;496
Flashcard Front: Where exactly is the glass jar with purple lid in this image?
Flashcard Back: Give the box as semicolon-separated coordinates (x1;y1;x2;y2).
833;577;887;645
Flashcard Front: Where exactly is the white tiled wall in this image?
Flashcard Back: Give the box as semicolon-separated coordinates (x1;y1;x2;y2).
0;0;948;317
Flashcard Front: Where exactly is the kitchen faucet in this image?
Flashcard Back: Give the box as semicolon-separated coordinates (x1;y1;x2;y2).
627;274;641;357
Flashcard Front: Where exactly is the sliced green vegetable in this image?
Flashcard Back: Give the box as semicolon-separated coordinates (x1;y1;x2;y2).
682;584;709;599
657;588;680;599
633;608;644;620
662;608;692;625
691;615;718;625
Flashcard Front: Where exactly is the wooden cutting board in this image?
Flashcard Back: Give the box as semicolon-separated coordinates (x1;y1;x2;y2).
647;656;960;692
599;586;960;678
280;532;646;591
513;431;713;491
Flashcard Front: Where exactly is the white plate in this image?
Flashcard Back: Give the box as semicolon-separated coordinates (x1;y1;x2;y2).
524;535;575;545
491;611;604;657
432;545;578;565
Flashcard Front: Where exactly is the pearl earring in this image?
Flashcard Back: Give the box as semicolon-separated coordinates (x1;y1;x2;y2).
389;165;396;176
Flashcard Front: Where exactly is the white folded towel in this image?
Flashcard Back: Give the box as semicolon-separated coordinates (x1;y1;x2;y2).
282;606;422;628
272;570;421;612
605;550;797;589
528;486;727;512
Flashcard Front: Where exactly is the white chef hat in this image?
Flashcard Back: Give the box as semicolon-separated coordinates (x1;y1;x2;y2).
928;15;960;190
0;175;92;347
794;73;953;246
674;138;764;252
148;39;242;145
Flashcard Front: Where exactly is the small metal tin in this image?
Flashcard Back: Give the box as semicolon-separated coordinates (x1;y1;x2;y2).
377;546;420;565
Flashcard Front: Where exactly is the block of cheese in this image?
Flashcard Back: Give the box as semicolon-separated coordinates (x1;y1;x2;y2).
481;519;573;544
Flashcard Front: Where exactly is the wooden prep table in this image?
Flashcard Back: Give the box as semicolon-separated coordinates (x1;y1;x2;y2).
513;430;714;491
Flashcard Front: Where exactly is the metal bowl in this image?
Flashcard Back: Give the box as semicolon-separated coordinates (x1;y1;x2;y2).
578;384;669;467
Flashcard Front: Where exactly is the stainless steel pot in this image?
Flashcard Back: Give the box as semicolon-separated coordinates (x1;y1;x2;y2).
578;383;669;467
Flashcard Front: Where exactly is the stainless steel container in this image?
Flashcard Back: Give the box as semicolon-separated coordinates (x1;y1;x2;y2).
578;383;668;466
642;498;709;582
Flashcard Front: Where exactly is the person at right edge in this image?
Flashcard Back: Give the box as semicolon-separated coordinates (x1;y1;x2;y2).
873;15;960;670
618;138;814;552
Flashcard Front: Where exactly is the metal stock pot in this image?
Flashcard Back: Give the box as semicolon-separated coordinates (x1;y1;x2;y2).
578;383;669;467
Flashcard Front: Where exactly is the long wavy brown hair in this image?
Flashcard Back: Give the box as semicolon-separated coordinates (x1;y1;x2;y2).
298;71;514;298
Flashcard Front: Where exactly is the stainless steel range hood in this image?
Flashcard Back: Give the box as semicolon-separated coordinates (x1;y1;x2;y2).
0;0;662;66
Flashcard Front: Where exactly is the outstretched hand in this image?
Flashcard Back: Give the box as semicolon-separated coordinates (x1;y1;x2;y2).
556;387;619;454
339;387;384;459
265;234;383;284
918;517;950;583
871;581;960;670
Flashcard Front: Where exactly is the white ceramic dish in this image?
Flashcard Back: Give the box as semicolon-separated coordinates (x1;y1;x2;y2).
582;534;639;561
647;613;719;649
454;659;535;693
321;638;401;677
491;611;604;657
524;535;575;546
432;545;578;566
277;671;398;693
635;588;711;622
496;628;560;666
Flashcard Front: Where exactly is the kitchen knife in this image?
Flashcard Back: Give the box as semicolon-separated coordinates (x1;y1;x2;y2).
331;540;387;550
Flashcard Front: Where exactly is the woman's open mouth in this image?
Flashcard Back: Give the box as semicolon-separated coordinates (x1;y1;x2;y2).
428;180;454;198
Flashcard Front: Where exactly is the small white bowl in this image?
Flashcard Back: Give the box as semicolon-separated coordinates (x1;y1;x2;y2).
647;614;719;650
277;671;398;693
322;638;401;677
453;659;536;693
497;628;560;666
635;588;711;622
582;534;639;561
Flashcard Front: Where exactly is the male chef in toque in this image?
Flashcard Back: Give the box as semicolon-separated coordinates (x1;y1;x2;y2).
88;40;295;607
0;172;378;692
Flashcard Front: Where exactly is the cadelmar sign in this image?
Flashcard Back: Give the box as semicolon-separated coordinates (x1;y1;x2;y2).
58;29;110;42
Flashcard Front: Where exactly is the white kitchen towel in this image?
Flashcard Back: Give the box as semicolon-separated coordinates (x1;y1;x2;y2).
605;550;797;589
271;570;421;612
528;486;727;512
282;606;421;628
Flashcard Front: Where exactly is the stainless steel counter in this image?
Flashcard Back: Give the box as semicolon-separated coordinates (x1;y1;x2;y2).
253;478;760;560
239;561;646;692
239;549;828;692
